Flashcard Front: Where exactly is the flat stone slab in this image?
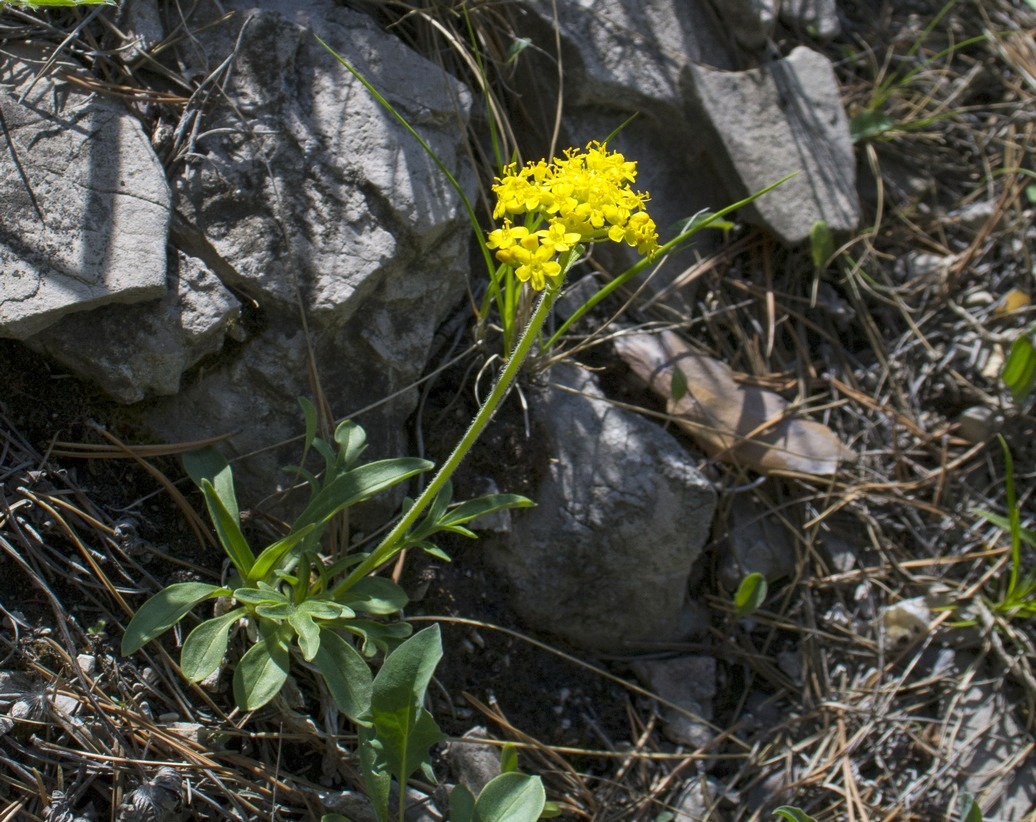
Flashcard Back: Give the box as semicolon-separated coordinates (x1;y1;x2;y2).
685;45;860;243
0;46;171;339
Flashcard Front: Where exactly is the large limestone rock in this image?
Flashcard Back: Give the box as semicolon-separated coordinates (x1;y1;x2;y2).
25;251;241;404
685;45;860;243
137;0;475;505
486;363;716;652
0;45;171;339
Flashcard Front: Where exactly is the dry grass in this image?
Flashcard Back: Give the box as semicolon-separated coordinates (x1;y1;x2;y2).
2;0;1035;819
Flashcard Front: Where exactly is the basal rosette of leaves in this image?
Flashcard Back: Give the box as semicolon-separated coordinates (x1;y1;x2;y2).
121;401;532;719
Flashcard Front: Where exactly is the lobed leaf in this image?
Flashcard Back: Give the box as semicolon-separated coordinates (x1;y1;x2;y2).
289;609;321;661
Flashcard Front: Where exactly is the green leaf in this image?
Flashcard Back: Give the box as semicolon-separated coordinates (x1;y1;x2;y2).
342;619;413;657
249;523;319;584
441;493;536;528
313;629;373;723
810;220;834;270
122;582;229;655
773;807;817;822
416;541;453;562
180;608;245;682
369;625;445;784
974;509;1036;547
294;458;433;533
233;628;291;710
1002;333;1036;403
734;572;768;617
449;784;476;822
671;367;688;403
255;602;293;620
335;419;368;469
506;36;532;65
850;109;897;143
957;792;984;822
200;479;255;578
289;609;321;661
474;773;546;822
298;599;355;621
357;723;392;822
341;576;409;615
499;742;519;774
232;584;288;606
183;447;239;521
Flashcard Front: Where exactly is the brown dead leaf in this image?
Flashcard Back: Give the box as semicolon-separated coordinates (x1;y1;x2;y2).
614;330;853;475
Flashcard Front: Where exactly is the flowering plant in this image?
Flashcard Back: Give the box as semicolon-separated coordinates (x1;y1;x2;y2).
482;142;659;354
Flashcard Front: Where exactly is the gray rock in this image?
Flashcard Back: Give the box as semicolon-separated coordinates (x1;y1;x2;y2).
708;0;777;50
779;0;841;41
116;0;166;62
718;494;797;591
956;405;1003;444
485;363;716;653
26;251;240;403
944;661;1036;821
448;727;501;797
509;0;737;308
133;0;474;507
671;775;735;820
631;656;717;747
684;46;860;244
0;45;171;339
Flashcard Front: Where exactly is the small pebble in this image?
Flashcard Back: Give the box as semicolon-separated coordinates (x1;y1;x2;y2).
956;405;1002;443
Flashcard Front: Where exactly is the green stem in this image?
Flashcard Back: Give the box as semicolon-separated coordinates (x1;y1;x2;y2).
332;277;563;598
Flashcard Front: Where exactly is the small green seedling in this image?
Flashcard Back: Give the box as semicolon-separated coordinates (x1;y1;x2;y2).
735;572;769;618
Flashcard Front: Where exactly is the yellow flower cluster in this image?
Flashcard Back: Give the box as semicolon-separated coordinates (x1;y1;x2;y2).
486;142;659;291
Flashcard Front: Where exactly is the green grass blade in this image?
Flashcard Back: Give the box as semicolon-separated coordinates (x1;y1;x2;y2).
315;35;496;280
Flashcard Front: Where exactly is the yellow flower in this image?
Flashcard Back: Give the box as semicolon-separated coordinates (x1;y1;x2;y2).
487;141;658;288
536;221;581;255
512;242;562;291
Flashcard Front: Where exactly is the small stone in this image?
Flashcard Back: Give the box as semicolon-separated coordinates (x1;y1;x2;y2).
671;775;735;820
447;727;501;796
164;722;207;745
879;596;931;649
956;406;1003;443
631;657;716;747
75;655;96;676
